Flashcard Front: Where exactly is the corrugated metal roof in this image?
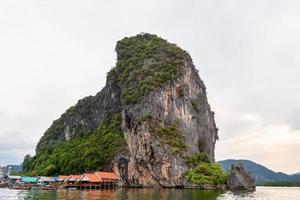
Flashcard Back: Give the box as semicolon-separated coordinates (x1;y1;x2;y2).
38;176;59;182
21;176;39;183
52;177;59;182
68;175;83;181
38;176;52;182
58;175;70;181
8;175;21;179
57;171;118;182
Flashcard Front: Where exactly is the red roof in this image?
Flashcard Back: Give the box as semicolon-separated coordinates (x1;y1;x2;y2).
95;172;118;180
81;173;101;182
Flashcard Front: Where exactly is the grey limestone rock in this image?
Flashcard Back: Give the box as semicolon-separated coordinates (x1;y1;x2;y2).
226;164;256;191
35;34;218;188
112;58;218;187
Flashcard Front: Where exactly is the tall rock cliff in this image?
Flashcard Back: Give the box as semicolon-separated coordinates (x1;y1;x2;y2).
29;34;218;188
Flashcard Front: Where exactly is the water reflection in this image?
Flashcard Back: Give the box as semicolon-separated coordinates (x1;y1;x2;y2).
3;187;299;200
117;188;224;200
18;188;225;200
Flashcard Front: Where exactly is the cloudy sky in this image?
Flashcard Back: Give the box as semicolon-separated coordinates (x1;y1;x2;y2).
0;0;299;174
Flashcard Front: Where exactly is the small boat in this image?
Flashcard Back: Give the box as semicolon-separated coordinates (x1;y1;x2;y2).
11;185;31;190
41;185;56;190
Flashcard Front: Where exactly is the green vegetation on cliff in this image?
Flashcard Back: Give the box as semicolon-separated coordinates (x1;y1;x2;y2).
25;34;191;176
108;33;189;105
155;123;187;155
37;95;95;152
186;152;211;166
23;114;124;176
185;153;226;185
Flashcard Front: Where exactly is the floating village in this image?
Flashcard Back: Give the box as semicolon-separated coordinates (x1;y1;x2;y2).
0;164;119;191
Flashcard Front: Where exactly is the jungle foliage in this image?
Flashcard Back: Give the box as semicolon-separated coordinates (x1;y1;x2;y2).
23;114;124;176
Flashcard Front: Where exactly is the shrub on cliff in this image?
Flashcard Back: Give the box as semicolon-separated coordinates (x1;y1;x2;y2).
185;153;226;185
155;123;187;155
186;162;226;185
186;152;211;167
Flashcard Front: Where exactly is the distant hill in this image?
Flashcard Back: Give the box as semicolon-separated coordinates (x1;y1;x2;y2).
292;173;300;181
218;159;300;185
2;165;23;176
291;172;300;176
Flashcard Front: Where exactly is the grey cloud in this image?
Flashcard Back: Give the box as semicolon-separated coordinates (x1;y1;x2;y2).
288;109;300;130
0;131;35;165
0;131;34;150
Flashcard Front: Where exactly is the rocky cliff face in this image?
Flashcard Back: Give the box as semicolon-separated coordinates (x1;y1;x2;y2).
113;59;218;187
226;164;256;191
34;34;218;188
36;84;122;152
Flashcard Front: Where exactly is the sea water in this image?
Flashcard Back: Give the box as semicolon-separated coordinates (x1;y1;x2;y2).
0;187;299;200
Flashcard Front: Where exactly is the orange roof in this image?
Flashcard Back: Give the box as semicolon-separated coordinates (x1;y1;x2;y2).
68;175;83;181
58;175;70;181
81;173;101;182
95;172;118;180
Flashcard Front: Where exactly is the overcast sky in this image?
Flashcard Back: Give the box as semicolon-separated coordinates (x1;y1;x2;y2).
0;0;299;174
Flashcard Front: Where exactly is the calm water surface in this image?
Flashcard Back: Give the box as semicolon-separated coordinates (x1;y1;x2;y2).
0;187;299;200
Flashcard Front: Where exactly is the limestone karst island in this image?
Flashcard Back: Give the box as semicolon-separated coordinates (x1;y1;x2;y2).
2;34;255;191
